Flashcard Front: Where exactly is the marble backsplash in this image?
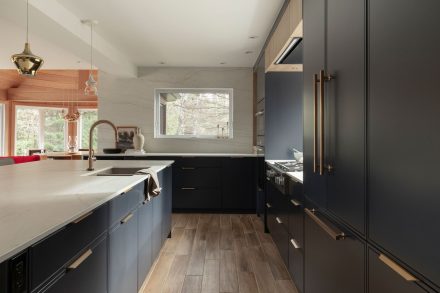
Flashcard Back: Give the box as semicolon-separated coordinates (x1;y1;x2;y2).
97;67;254;153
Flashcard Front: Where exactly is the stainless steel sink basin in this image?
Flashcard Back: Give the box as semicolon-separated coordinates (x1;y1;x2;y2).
93;167;146;176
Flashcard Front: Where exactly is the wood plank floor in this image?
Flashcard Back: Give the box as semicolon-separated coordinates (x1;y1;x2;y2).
141;214;299;293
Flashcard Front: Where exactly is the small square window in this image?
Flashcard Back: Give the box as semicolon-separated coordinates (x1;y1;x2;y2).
155;89;233;139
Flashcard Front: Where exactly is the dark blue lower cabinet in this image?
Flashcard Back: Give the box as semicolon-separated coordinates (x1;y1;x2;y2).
45;236;107;293
288;238;304;293
160;167;172;241
304;209;365;293
151;193;163;259
137;201;153;290
368;248;428;293
108;209;138;293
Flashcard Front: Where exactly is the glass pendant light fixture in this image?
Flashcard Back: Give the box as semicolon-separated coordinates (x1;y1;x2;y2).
11;0;44;76
82;20;98;96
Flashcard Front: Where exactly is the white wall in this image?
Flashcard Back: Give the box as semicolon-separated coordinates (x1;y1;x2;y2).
98;67;254;153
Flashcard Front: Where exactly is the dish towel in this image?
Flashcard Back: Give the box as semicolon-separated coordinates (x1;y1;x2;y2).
135;168;162;200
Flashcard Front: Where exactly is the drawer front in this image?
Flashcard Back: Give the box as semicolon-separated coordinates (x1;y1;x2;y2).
305;209;365;293
288;238;304;293
109;182;143;226
174;167;221;188
30;203;108;290
268;214;289;266
173;189;221;210
44;236;107;293
368;249;428;293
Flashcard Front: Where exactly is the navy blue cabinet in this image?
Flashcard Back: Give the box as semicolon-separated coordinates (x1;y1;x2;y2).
368;0;440;289
160;166;172;241
151;190;163;261
45;236;108;293
108;209;138;293
304;209;365;293
137;200;153;290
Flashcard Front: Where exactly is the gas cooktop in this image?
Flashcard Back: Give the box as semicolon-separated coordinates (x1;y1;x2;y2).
274;161;303;172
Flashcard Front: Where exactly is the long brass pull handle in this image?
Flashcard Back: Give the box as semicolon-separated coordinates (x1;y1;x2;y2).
121;213;134;224
319;70;325;175
266;203;272;208
313;73;319;174
68;249;92;270
290;239;300;249
181;167;196;170
305;208;345;240
72;211;93;224
378;254;418;282
276;217;282;224
181;187;196;190
290;199;301;207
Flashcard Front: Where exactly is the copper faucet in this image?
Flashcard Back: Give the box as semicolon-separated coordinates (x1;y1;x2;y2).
87;120;118;171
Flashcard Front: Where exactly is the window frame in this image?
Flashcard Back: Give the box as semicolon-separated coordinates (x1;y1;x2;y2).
154;88;234;139
14;105;68;155
76;108;98;149
0;103;5;156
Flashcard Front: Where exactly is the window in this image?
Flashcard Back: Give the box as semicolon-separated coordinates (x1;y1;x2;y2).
15;106;67;155
77;109;98;149
155;89;233;138
0;104;4;156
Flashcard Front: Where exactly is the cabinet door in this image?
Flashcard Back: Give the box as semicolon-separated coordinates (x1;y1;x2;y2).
160;166;172;241
45;237;107;293
288;239;304;293
108;210;138;293
152;194;163;259
368;249;427;293
303;0;327;208
138;201;153;290
369;0;440;288
305;210;365;293
222;158;255;211
325;0;366;234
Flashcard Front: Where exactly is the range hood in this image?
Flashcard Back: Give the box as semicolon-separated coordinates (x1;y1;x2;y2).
275;37;303;65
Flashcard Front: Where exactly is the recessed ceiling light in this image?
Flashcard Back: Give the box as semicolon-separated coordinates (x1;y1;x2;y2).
159;62;166;65
245;51;254;54
249;36;258;39
220;62;226;65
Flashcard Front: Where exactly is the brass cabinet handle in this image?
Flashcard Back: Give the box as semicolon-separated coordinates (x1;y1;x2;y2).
290;238;300;249
181;167;196;170
67;249;92;270
255;111;265;117
319;70;325;175
276;217;282;224
121;213;134;224
378;254;418;282
181;187;196;190
305;208;345;240
290;199;302;207
313;73;319;174
72;211;93;224
123;187;133;194
266;203;272;208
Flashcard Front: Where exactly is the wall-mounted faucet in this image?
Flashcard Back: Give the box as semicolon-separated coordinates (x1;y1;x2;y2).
87;120;118;171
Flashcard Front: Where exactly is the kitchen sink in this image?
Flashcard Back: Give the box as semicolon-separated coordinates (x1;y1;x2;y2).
88;167;147;176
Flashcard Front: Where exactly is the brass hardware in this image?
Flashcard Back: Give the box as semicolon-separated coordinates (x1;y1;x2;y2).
305;208;345;240
181;167;196;170
290;239;300;249
72;211;93;224
68;249;92;270
276;217;282;224
313;74;319;174
319;70;325;175
181;187;196;190
378;254;418;282
255;111;265;117
290;199;301;207
266;203;272;208
121;213;134;224
325;164;334;173
87;120;118;171
123;187;134;194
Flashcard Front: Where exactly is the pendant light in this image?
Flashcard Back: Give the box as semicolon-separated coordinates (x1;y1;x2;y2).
82;20;98;96
11;0;44;76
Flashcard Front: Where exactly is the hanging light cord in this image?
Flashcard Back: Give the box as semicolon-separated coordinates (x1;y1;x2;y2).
26;0;29;43
90;23;93;71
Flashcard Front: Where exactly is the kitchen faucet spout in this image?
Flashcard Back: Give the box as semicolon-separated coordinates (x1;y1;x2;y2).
87;120;118;171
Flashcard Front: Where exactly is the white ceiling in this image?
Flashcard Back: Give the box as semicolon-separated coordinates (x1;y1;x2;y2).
57;0;284;67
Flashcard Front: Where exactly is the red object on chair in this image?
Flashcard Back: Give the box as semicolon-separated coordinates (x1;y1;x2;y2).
0;155;41;164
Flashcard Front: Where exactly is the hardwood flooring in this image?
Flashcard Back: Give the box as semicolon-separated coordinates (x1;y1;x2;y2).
141;214;299;293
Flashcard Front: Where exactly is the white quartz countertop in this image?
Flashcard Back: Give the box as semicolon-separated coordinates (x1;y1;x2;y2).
0;159;173;263
94;152;262;157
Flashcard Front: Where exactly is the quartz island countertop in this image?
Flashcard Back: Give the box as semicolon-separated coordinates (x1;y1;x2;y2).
0;159;173;263
92;152;263;157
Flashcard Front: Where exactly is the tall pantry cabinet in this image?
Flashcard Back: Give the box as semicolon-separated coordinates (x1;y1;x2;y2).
303;0;440;291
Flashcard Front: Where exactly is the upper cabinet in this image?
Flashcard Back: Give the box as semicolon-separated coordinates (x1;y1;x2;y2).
265;0;303;72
